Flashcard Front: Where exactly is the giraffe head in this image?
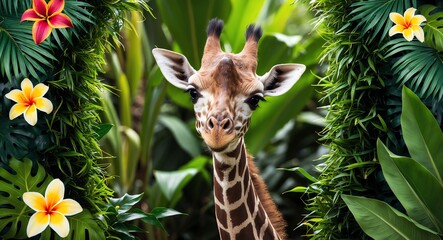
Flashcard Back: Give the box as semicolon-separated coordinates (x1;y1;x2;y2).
153;19;305;153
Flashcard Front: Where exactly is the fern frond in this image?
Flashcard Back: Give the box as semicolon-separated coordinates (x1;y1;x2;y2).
0;0;30;16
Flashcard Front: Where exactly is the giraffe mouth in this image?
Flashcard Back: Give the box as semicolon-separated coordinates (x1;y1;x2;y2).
201;131;236;153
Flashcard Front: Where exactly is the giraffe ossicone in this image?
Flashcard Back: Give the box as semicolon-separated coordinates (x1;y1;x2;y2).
153;18;306;240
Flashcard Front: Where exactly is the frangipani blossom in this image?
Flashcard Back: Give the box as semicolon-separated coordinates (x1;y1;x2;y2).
389;7;426;42
5;78;53;126
20;0;73;44
23;179;83;238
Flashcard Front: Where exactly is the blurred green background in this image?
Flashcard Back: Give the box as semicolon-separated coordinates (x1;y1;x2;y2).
99;0;325;239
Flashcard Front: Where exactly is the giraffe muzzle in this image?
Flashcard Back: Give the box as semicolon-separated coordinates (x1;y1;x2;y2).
202;116;236;152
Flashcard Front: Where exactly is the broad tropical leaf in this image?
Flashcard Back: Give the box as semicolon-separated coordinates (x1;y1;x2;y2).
154;168;198;207
401;87;443;185
419;5;443;51
0;158;53;239
342;195;439;240
377;140;443;232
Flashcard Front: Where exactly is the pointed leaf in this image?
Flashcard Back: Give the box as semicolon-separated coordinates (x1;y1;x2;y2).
342;195;439;240
401;87;443;185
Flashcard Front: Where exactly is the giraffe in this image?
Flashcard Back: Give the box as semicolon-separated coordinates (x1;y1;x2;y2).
152;19;306;240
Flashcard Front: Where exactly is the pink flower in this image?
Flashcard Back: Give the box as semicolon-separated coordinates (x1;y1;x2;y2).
20;0;73;44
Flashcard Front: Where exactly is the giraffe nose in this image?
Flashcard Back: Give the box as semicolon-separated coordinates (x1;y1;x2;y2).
207;116;233;132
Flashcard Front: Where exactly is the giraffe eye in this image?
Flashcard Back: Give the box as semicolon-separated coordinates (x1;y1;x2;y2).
246;95;264;110
186;88;201;104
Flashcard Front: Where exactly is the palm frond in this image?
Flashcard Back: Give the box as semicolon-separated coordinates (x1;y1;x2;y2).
349;0;416;44
0;0;30;16
385;39;443;102
0;17;56;81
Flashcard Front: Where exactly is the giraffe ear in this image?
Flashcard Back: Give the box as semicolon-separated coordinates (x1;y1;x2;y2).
260;64;306;96
152;48;196;90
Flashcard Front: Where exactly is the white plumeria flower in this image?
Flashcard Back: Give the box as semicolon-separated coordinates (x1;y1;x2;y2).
23;179;83;238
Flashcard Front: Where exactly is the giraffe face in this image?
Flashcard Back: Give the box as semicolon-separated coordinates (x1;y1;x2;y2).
187;54;264;152
152;19;306;153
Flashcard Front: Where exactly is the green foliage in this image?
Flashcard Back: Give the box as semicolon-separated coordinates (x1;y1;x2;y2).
343;87;443;239
154;169;199;207
104;193;183;239
420;5;443;51
349;0;416;44
342;195;440;240
384;39;443;101
0;158;53;239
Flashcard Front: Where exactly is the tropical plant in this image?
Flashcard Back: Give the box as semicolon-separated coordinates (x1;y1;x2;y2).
295;0;443;239
343;87;443;239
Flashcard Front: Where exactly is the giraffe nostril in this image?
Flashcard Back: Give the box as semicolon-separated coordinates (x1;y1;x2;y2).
207;117;216;130
220;118;232;131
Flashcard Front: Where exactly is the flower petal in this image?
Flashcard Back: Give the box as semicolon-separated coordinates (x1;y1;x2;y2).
389;12;405;26
45;179;65;208
27;212;50;238
49;212;70;238
404;7;416;24
23;192;47;212
48;13;73;28
403;28;414;41
5;89;26;103
411;15;426;25
21;9;42;22
32;0;48;17
31;83;49;99
9;103;29;120
24;104;38;126
47;0;65;16
389;25;405;36
34;97;53;114
32;20;53;44
21;78;34;101
55;199;83;216
412;25;425;42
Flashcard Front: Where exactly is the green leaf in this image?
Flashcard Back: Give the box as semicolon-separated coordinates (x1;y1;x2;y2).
158;115;200;158
92;123;113;140
154;168;198;206
109;193;144;214
401;87;443;185
342;195;440;240
0;158;53;239
419;5;443;51
282;167;318;183
150;207;184;219
377;140;443;232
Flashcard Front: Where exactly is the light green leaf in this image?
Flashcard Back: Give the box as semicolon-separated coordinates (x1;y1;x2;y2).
154;168;198;206
0;158;53;239
377;140;443;232
401;87;443;185
150;207;184;219
109;193;144;214
342;195;439;240
158;115;200;158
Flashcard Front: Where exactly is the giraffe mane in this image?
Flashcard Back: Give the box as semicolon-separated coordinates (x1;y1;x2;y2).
247;153;287;240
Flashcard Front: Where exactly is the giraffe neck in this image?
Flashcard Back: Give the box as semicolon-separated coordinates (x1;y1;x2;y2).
212;139;283;240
